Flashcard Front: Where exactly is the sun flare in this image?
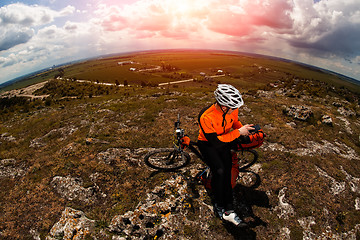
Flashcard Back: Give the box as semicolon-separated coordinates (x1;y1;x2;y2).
167;0;209;15
175;0;194;14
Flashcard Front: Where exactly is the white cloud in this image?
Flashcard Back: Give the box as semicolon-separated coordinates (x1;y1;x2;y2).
38;25;59;39
0;3;56;27
64;21;78;32
0;0;359;84
59;5;75;16
0;54;17;68
0;3;93;83
0;3;75;52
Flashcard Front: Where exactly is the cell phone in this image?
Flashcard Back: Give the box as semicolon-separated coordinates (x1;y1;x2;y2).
249;124;261;133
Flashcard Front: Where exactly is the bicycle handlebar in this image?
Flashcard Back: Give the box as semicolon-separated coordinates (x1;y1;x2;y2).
174;114;185;138
173;114;185;150
174;113;181;129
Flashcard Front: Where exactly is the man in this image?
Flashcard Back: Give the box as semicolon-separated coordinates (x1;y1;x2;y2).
197;84;254;226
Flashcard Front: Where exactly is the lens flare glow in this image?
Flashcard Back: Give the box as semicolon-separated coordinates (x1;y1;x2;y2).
0;0;359;83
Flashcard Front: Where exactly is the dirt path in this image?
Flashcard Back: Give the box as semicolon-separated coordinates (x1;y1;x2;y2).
0;81;50;99
1;73;226;99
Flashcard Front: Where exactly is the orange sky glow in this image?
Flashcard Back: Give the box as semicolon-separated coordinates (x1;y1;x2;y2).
0;0;359;83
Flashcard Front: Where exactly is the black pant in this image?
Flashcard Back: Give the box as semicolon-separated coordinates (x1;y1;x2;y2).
197;140;234;211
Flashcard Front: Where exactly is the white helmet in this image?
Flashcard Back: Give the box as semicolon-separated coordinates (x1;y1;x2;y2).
214;84;244;109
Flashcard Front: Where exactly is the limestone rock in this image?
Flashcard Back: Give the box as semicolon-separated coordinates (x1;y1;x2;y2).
283;105;313;121
96;147;155;166
337;107;355;117
321;115;333;126
256;90;274;98
273;187;295;219
30;126;78;148
315;166;346;195
336;116;353;134
0;159;26;178
286;122;296;128
46;207;95;240
85;138;110;145
340;166;360;194
0;133;16;142
263;140;360;161
298;216;360;240
109;174;215;239
50;176;103;203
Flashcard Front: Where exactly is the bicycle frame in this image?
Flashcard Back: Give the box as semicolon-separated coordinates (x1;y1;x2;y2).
174;114;204;160
174;114;185;150
174;114;258;171
144;114;258;175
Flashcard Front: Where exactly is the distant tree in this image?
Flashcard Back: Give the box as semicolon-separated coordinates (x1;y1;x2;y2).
54;68;65;79
124;80;128;86
161;62;179;72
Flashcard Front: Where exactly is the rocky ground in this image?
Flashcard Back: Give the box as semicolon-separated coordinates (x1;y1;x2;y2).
0;78;359;239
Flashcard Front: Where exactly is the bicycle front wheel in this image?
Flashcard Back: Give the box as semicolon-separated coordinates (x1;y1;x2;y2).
144;148;191;171
235;149;258;171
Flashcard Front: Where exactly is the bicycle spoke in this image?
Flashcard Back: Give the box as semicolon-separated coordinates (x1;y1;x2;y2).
236;170;260;188
144;148;190;171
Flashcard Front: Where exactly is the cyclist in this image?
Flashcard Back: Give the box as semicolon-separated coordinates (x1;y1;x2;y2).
197;84;254;226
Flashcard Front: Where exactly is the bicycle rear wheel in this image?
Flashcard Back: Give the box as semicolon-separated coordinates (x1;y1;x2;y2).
235;149;258;171
144;148;191;171
237;170;261;188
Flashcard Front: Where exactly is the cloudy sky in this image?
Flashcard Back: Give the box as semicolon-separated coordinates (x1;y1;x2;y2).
0;0;359;85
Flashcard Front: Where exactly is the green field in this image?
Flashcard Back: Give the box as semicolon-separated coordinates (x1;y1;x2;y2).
2;50;359;94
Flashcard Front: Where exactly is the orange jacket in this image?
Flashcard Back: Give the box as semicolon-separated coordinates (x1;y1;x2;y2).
198;104;243;143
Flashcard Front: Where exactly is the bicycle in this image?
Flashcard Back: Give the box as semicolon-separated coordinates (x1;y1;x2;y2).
144;114;259;187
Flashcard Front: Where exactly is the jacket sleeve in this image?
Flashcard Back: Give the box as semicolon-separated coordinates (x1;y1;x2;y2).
200;115;240;147
232;109;243;130
232;119;243;130
217;128;240;142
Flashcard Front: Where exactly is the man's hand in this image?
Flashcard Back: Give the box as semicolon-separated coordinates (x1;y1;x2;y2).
238;124;255;136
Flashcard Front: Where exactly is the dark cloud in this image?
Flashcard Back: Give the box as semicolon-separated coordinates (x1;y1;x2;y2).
1;58;16;68
289;23;360;57
0;29;34;51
